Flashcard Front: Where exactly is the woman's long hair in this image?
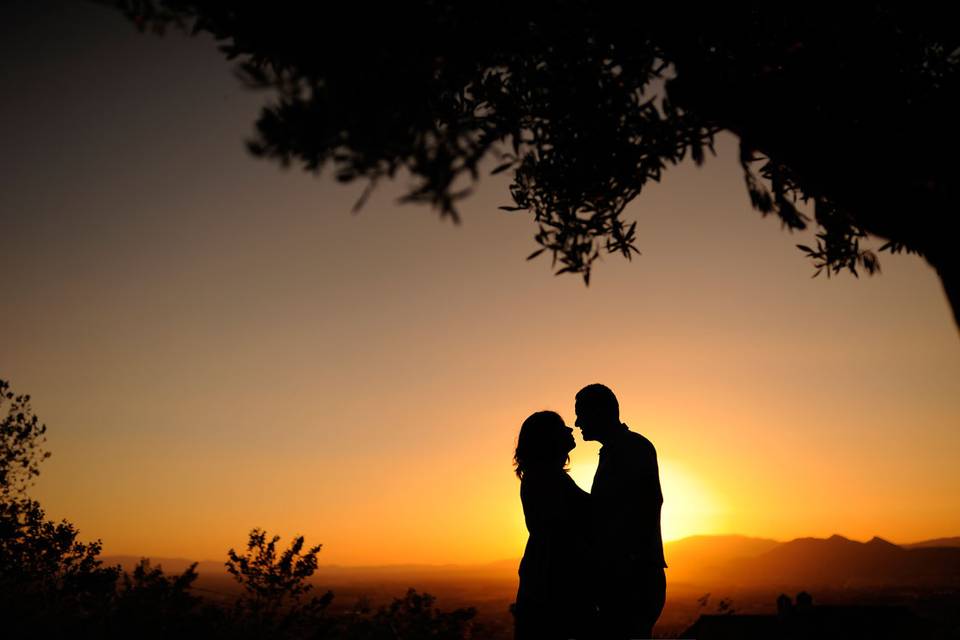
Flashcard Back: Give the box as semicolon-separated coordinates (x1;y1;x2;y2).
513;410;570;480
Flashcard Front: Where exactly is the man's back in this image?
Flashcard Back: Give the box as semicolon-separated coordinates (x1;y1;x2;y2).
591;423;666;571
590;423;667;639
575;384;667;638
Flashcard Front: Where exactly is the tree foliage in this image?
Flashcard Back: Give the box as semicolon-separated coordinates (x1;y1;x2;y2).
337;588;480;640
0;497;120;634
103;1;960;326
113;558;207;637
0;379;50;497
0;379;119;634
0;377;484;638
226;528;333;635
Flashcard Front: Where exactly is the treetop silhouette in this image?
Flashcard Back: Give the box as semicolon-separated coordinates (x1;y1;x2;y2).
107;2;960;326
0;379;50;498
0;376;484;637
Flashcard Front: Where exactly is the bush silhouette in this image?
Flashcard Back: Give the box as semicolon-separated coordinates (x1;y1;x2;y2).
337;588;480;640
112;559;212;638
0;497;120;636
0;378;119;636
225;528;334;638
0;377;485;638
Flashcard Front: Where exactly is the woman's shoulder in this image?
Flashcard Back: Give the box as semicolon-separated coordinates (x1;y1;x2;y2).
524;469;587;486
521;470;572;498
520;471;553;492
559;473;590;503
523;472;589;506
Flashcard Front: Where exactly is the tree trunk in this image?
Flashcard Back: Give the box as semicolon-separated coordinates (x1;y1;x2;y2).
927;253;960;333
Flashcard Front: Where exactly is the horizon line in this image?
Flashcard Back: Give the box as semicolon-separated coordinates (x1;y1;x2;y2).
99;531;960;568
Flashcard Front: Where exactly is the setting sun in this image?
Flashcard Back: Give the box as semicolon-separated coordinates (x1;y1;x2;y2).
568;454;728;543
658;459;729;542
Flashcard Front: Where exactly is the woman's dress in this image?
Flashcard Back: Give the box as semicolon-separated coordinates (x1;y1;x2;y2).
514;469;593;639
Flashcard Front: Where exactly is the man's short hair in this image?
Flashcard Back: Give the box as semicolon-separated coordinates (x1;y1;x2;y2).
576;383;620;422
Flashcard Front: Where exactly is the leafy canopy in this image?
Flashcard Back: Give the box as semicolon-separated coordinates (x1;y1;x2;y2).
106;2;960;324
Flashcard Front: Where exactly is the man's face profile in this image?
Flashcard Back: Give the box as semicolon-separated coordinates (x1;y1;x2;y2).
574;399;600;441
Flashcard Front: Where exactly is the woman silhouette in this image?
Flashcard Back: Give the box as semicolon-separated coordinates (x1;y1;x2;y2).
513;411;594;639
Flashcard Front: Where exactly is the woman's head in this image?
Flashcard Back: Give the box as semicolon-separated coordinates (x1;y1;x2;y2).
513;410;576;479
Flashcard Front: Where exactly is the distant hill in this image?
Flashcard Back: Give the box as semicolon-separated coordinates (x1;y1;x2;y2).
725;535;960;588
102;535;960;636
101;555;223;576
101;533;960;593
903;536;960;549
100;556;514;579
663;535;780;583
99;554;521;607
663;534;960;588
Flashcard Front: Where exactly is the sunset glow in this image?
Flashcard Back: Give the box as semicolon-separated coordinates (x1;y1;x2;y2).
659;460;730;542
2;2;959;570
569;456;728;543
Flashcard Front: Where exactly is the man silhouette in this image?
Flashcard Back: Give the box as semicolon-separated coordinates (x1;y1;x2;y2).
575;383;666;640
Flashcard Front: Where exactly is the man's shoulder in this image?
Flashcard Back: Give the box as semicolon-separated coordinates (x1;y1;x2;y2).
620;427;658;462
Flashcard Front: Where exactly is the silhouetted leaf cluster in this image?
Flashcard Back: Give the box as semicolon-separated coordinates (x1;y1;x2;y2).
112;559;209;637
0;379;50;498
226;528;334;637
0;497;119;635
101;2;960;325
106;1;717;286
336;588;480;640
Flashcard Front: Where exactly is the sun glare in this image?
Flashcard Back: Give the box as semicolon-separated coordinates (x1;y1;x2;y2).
568;458;598;493
568;457;727;543
660;459;727;541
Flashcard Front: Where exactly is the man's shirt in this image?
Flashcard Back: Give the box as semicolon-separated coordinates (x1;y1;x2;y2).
591;423;667;571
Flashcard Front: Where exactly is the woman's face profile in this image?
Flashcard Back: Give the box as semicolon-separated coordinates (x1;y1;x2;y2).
558;422;576;454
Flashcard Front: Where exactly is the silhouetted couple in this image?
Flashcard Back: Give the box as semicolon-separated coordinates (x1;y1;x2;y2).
513;384;666;640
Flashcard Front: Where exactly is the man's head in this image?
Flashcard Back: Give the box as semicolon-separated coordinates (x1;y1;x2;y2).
574;383;620;442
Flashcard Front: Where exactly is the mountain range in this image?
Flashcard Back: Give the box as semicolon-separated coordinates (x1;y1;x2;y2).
102;533;960;591
666;534;960;588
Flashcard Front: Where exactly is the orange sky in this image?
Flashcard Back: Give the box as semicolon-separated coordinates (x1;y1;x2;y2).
2;1;959;565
